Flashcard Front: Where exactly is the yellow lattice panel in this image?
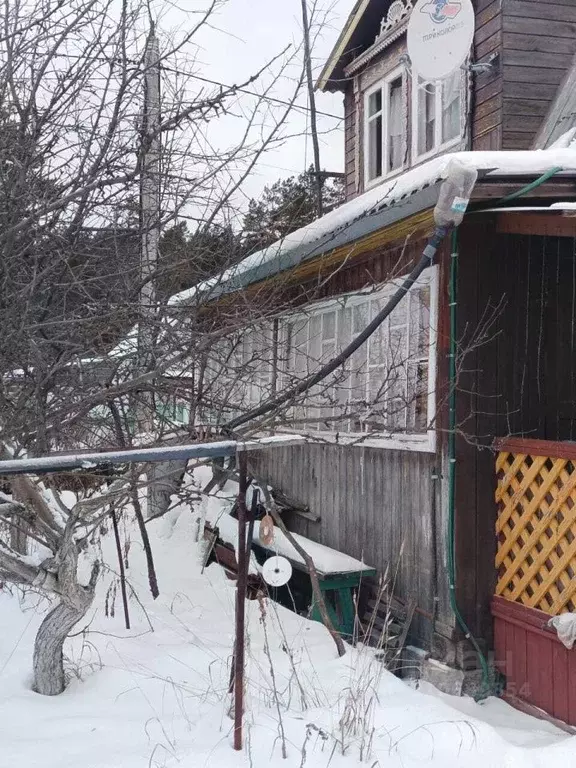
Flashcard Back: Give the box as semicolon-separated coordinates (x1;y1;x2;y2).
495;450;576;615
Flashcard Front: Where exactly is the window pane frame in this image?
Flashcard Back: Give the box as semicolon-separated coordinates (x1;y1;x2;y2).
272;267;438;441
414;70;464;161
364;66;405;186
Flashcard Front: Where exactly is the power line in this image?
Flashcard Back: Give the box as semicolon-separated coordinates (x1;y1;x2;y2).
159;64;343;121
2;51;344;121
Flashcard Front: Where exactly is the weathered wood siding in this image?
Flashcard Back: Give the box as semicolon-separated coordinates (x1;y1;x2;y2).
243;230;456;642
341;3;497;195
502;0;576;149
256;442;449;640
472;0;503;150
339;0;576;193
493;596;576;726
344;87;356;201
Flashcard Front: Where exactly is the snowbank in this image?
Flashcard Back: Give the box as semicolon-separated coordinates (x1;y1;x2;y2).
1;488;575;768
206;501;373;576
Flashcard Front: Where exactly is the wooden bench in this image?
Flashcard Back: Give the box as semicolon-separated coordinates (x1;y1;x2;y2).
310;569;377;639
204;518;376;637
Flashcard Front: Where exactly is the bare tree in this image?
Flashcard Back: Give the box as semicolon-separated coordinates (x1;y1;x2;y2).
0;0;450;698
0;0;315;695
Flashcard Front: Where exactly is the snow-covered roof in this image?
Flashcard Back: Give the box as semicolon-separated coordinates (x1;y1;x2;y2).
169;148;576;308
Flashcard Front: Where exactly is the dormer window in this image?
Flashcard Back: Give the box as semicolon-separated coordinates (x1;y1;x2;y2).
365;67;405;185
413;70;463;160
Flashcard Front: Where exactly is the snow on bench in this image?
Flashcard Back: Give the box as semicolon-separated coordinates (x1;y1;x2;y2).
206;506;373;577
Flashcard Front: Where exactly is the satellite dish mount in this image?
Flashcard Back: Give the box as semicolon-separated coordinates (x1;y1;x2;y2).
468;51;500;75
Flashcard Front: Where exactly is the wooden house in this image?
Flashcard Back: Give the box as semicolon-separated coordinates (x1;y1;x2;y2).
318;0;576;200
169;0;576;725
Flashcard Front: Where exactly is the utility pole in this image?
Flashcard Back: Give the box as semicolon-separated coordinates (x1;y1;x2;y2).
137;23;161;433
300;0;324;218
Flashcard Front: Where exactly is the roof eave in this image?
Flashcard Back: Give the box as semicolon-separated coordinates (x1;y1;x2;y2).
316;0;371;92
199;184;442;302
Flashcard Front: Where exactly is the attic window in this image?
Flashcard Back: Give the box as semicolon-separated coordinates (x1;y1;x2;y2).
365;67;405;185
414;71;463;160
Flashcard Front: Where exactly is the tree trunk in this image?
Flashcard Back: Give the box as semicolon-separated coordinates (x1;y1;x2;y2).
32;536;99;696
33;598;92;695
10;523;27;555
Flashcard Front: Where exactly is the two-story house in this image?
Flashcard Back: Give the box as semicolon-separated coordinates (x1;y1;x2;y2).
318;0;576;199
170;0;576;725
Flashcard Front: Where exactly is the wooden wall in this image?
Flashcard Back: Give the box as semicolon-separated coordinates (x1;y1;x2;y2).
343;87;356;201
250;229;455;645
493;596;576;726
255;442;451;641
472;0;503;150
454;217;576;644
338;0;576;194
501;0;576;150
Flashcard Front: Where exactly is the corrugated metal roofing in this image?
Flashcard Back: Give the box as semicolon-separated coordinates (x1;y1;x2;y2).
168;149;576;307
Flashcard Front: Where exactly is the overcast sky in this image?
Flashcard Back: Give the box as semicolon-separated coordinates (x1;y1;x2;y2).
156;0;357;205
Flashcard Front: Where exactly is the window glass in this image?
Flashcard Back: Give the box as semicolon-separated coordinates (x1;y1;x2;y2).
417;73;462;157
442;70;461;143
368;112;383;181
200;272;435;437
418;81;436;156
368;89;382;117
366;75;405;181
388;77;403;171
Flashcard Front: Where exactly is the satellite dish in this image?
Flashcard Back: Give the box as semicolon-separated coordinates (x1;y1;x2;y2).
262;556;292;588
407;0;475;80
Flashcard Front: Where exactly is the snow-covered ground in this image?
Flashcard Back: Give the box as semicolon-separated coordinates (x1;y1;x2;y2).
1;488;576;768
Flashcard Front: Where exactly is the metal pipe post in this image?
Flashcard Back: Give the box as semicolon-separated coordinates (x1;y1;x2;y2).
111;507;131;630
233;451;249;750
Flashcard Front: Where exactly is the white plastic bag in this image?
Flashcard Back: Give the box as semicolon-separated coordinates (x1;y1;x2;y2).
548;614;576;650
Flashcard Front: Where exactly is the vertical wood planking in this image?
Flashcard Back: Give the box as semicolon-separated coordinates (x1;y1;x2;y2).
454;223;480;633
472;224;498;642
512;623;527;702
525;631;542;709
257;444;436;611
493;598;576;726
552;642;570;725
459;223;576;640
569;644;576;725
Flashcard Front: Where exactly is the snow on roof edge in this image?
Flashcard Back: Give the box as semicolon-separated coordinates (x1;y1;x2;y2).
168;148;576;308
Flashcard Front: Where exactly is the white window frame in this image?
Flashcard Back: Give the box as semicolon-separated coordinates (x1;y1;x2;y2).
276;265;439;453
363;66;406;190
412;68;466;163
